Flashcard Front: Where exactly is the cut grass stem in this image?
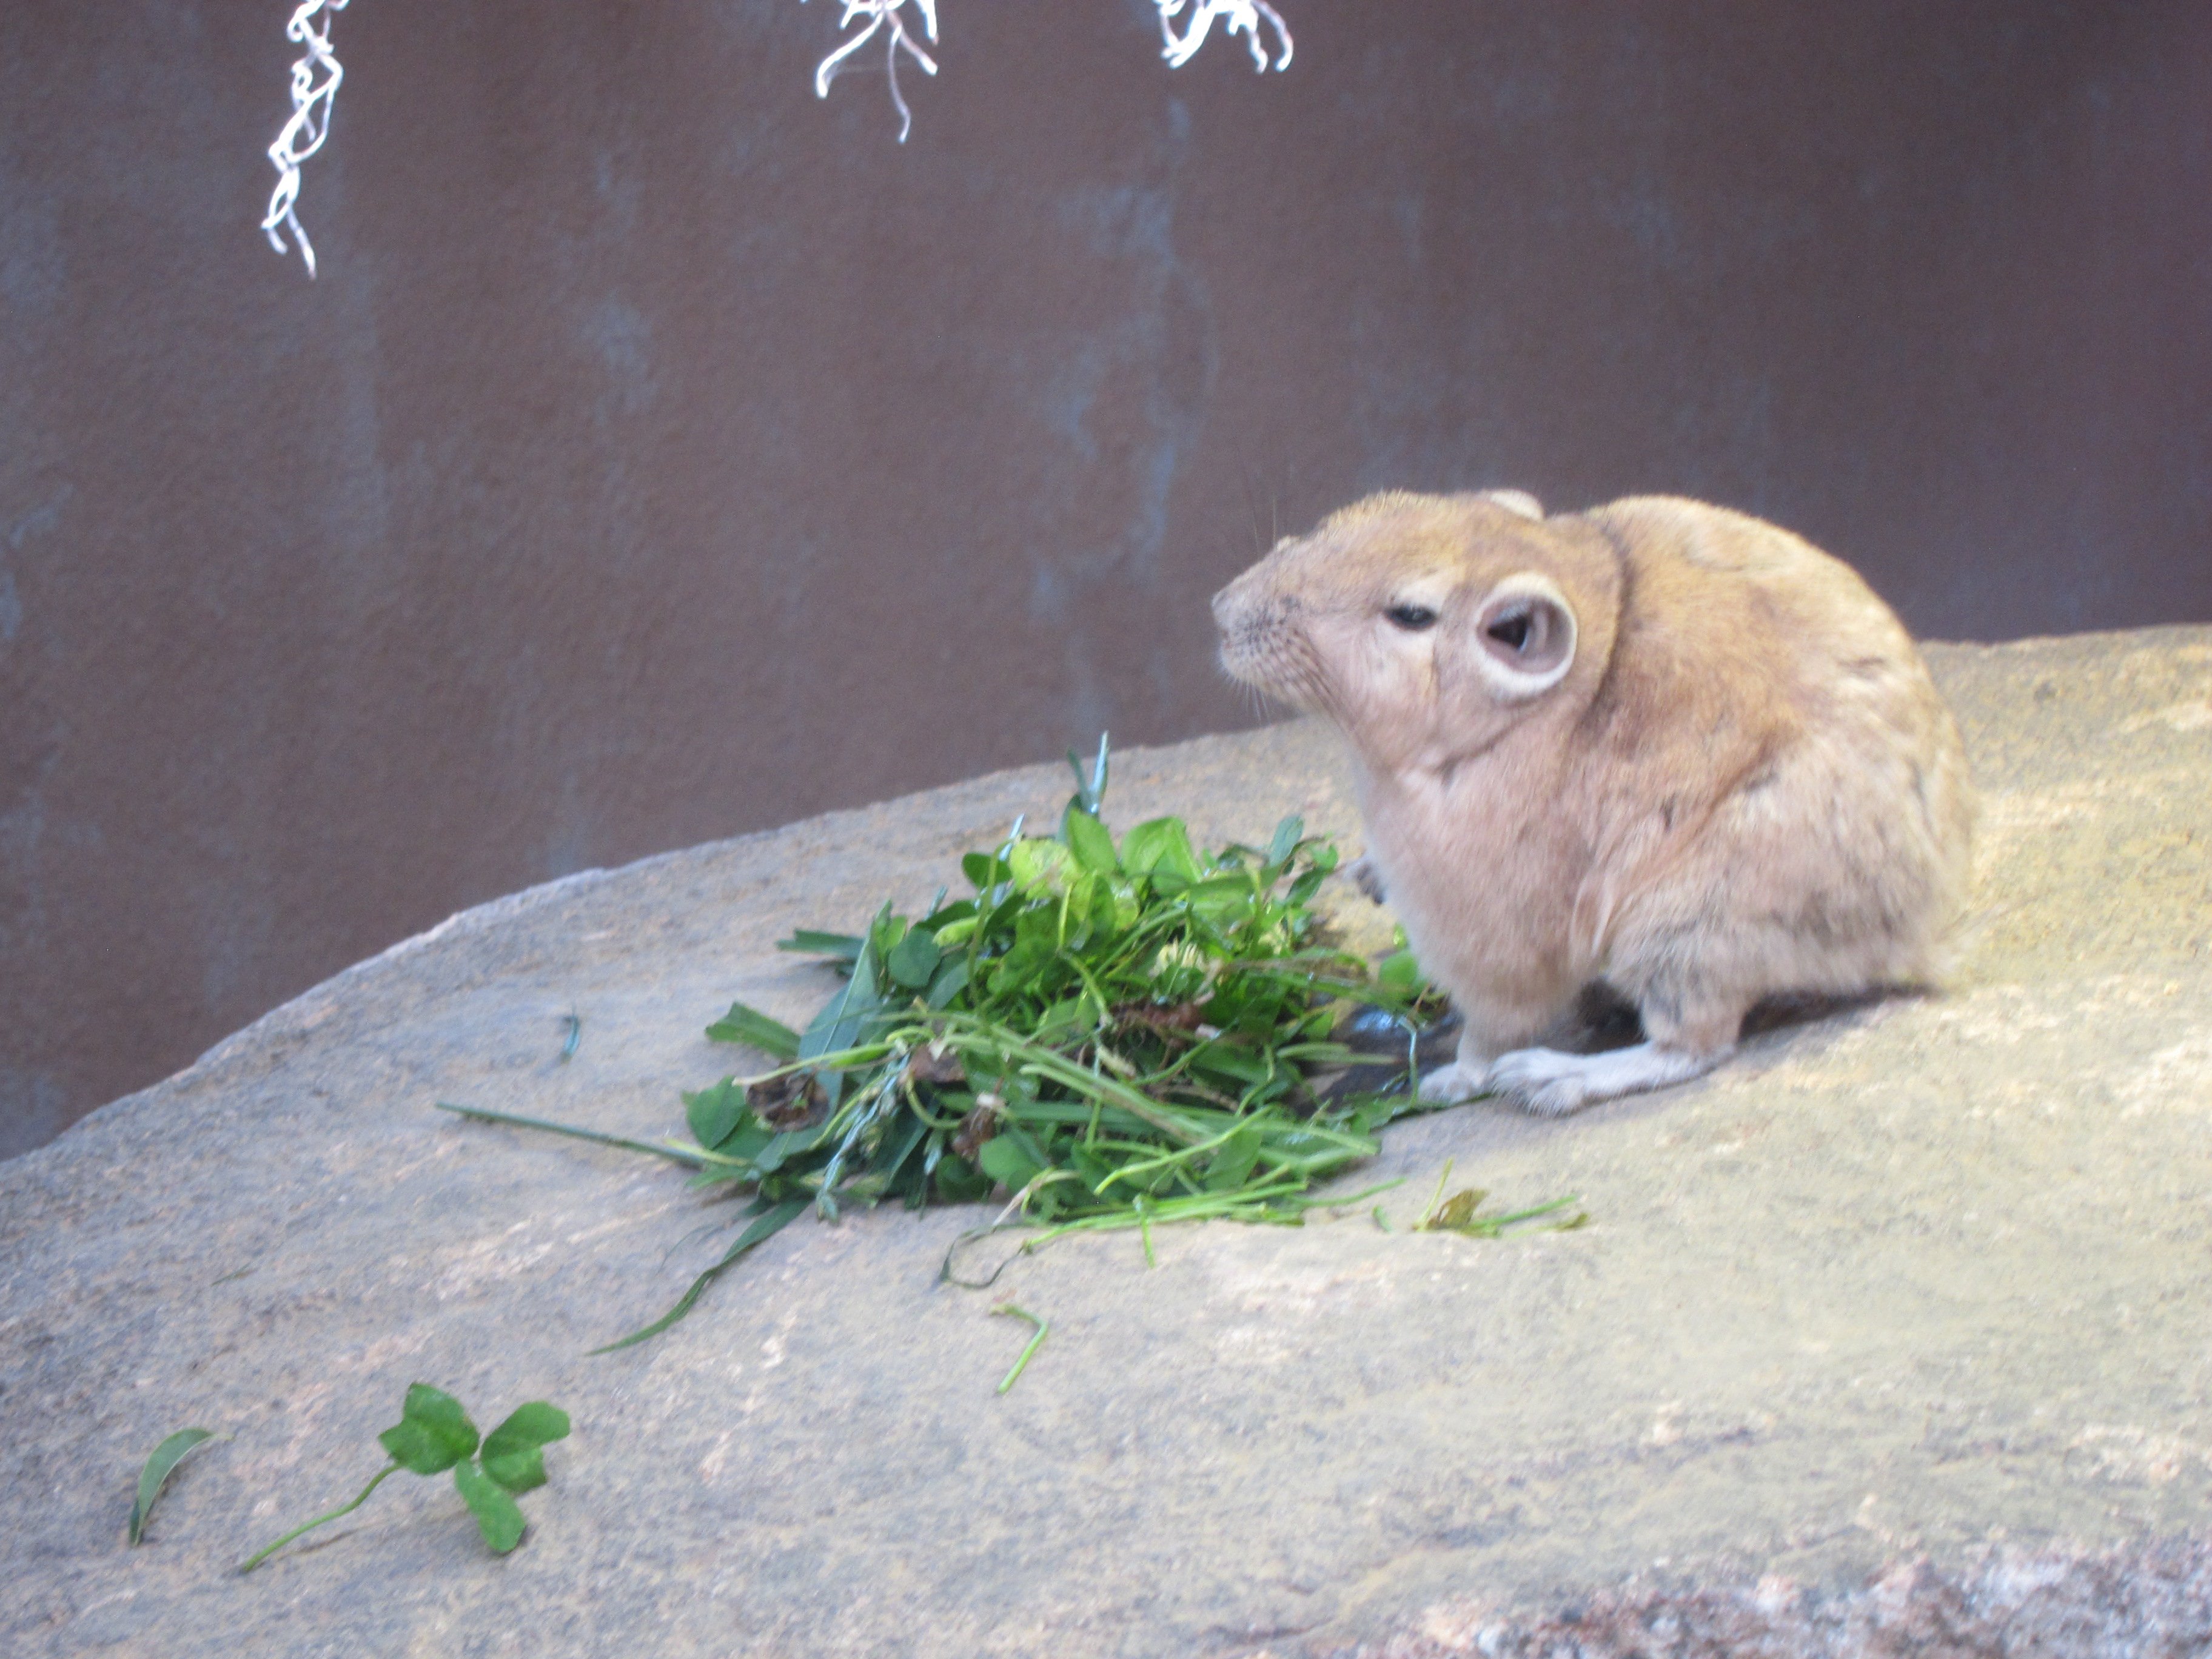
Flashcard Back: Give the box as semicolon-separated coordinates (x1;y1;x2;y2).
992;1304;1049;1393
238;1461;401;1574
435;1102;708;1168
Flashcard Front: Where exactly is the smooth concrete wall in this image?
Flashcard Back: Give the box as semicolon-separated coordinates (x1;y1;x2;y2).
3;0;2208;1158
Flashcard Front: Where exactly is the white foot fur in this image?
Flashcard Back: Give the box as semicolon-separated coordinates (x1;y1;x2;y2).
1417;1059;1491;1104
1486;1041;1728;1116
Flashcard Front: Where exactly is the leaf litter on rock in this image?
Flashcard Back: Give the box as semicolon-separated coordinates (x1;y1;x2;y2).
1412;1157;1587;1238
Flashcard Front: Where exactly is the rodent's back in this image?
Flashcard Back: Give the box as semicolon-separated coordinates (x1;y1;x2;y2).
1570;496;1974;993
1588;497;1918;713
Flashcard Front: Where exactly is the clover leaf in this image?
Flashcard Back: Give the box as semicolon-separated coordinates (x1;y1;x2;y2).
240;1385;569;1572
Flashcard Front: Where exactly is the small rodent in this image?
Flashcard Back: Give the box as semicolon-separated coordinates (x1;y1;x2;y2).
1212;489;1974;1114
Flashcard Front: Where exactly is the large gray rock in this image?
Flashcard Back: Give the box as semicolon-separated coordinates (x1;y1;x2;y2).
5;628;2210;1658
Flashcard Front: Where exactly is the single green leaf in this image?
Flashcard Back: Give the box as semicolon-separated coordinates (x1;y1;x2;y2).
378;1384;480;1475
478;1444;547;1495
704;1002;802;1060
801;920;885;1062
1267;815;1305;866
1194;1042;1271;1087
991;938;1051;997
480;1403;571;1493
1062;803;1119;875
1069;1142;1117;1196
925;956;970;1009
776;930;864;961
977;1134;1044;1192
1204;1123;1264;1191
127;1428;215;1545
1121;817;1199;883
1031;996;1091;1041
452;1459;528;1553
999;1119;1055;1167
886;927;942;989
961;850;999;890
799;917;890;1111
683;1078;751;1151
933;1151;993;1203
1182;874;1255;920
867;1113;931;1184
748;1119;826;1179
1008;838;1073;897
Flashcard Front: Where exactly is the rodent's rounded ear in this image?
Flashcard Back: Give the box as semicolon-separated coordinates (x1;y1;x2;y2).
1472;574;1577;699
1483;489;1544;521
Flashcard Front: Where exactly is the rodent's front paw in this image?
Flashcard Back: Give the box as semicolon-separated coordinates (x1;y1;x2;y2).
1490;1039;1725;1113
1486;1048;1596;1116
1417;1061;1489;1104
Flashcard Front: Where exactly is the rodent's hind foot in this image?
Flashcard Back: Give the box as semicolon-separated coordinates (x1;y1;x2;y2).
1487;1041;1729;1116
1416;1059;1491;1104
1345;855;1387;904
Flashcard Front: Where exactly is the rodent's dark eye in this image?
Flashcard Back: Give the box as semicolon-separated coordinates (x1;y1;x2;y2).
1385;603;1438;632
1486;611;1532;652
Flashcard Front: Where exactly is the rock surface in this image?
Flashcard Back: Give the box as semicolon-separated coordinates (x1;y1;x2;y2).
4;628;2210;1658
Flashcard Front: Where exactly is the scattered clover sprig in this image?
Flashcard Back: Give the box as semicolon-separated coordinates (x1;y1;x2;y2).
239;1384;569;1572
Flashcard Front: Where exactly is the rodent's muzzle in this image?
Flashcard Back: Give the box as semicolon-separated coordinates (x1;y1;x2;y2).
1207;581;1245;634
1210;575;1304;700
1209;578;1263;674
1210;566;1287;638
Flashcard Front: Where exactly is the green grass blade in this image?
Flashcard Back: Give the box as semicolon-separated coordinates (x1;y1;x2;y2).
589;1197;809;1354
436;1102;709;1168
127;1428;215;1545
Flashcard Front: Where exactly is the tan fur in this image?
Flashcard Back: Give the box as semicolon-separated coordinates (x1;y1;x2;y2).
1212;490;1974;1114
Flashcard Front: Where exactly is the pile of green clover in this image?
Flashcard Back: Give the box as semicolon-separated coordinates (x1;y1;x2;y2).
452;745;1467;1349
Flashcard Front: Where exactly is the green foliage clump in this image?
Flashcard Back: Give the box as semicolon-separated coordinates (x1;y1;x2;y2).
447;743;1437;1348
438;743;1598;1353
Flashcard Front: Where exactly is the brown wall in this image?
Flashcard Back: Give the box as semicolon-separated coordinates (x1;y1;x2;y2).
4;1;2209;1158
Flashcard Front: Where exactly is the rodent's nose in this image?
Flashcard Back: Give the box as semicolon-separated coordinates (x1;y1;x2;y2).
1212;571;1275;632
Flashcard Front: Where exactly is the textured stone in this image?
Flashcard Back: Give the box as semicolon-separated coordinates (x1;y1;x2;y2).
3;628;2209;1658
